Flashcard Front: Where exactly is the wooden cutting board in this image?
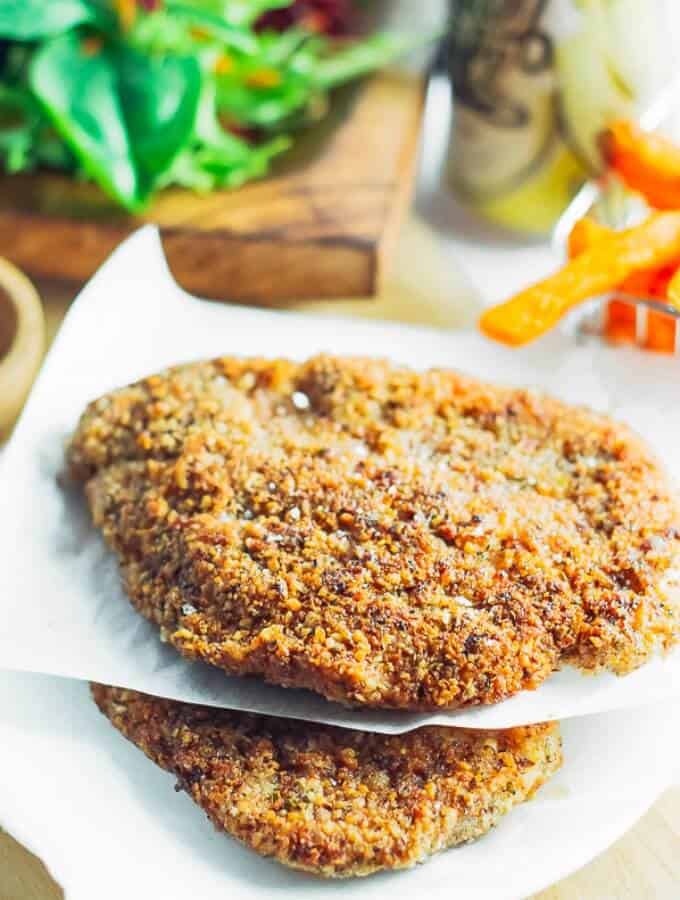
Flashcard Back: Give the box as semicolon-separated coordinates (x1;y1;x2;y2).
0;73;423;304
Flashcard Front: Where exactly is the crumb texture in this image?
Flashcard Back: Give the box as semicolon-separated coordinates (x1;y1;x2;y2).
70;355;680;709
91;684;561;877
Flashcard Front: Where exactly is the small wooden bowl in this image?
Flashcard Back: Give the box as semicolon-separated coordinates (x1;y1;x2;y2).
0;258;45;439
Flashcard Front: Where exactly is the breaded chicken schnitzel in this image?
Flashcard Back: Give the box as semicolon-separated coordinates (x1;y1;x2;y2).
70;356;680;709
91;684;561;877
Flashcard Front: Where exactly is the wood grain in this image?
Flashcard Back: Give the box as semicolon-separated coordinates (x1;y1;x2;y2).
0;73;423;304
532;788;680;900
0;830;62;900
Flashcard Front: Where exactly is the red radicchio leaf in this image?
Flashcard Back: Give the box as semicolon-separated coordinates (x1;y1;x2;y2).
257;0;356;35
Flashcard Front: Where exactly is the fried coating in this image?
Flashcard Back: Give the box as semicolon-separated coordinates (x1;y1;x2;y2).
69;356;680;709
91;684;561;877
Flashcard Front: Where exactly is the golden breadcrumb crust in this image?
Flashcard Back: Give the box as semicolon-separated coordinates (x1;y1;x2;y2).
70;356;680;709
91;684;561;877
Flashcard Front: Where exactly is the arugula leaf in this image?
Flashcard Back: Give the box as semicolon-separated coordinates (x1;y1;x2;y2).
0;0;109;41
29;32;139;209
215;35;324;129
314;32;432;89
159;80;290;192
115;47;201;200
163;2;260;55
163;133;290;191
216;72;314;128
220;1;292;28
127;11;198;56
162;133;290;191
214;30;435;131
256;27;310;66
168;1;293;29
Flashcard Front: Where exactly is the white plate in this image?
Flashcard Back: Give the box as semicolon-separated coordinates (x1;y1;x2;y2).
0;671;678;900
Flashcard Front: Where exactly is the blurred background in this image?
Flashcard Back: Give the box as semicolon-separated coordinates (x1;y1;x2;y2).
3;1;680;439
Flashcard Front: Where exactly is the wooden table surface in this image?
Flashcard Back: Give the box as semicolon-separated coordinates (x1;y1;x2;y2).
1;218;679;899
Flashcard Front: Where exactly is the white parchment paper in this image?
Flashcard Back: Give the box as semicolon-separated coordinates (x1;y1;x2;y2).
1;226;680;732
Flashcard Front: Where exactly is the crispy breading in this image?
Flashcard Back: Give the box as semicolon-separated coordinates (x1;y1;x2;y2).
91;684;561;877
69;356;680;709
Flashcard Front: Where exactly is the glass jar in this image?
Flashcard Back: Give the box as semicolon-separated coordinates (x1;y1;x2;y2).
447;0;680;234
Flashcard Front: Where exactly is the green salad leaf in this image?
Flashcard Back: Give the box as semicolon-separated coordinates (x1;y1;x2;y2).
29;32;139;208
0;0;110;41
163;2;260;55
315;32;426;88
215;59;319;129
219;1;292;28
0;1;435;210
30;35;204;210
0;85;38;171
159;79;290;192
115;47;202;200
166;1;293;29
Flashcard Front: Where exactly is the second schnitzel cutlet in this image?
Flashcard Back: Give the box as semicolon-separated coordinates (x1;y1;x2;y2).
68;355;680;710
91;684;561;877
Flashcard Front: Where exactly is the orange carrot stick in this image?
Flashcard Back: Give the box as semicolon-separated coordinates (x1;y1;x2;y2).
605;299;637;345
645;310;677;353
647;265;676;299
604;120;680;210
567;217;612;258
567;218;679;299
667;266;680;310
480;213;680;346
